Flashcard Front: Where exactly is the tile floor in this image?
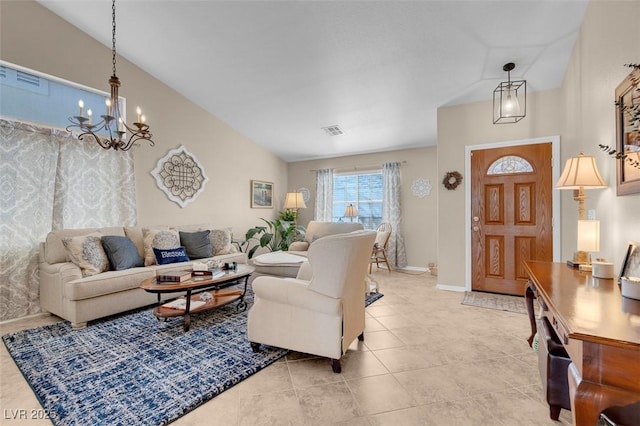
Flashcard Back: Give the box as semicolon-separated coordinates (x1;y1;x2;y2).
0;270;573;425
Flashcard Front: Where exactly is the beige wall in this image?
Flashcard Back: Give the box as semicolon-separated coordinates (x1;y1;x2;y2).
287;147;438;268
561;0;640;272
0;1;287;236
436;0;640;290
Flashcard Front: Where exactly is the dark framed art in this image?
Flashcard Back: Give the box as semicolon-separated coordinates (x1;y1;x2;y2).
614;72;640;195
250;180;273;208
619;241;640;283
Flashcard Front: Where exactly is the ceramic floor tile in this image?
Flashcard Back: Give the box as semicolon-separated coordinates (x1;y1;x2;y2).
374;314;417;330
364;316;387;332
297;381;363;424
237;389;306;426
233;361;293;396
340;350;390;379
286;356;346;389
361;330;405;350
372;345;438;373
0;271;577;425
346;374;415;415
472;388;566;426
174;387;240;426
368;400;501;426
473;355;541;388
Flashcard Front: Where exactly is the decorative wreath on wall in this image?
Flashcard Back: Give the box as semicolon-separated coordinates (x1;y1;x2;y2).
442;171;463;190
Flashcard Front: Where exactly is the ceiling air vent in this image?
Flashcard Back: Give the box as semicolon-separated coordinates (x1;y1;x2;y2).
322;125;344;136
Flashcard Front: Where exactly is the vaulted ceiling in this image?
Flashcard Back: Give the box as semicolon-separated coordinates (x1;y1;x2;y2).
39;1;588;162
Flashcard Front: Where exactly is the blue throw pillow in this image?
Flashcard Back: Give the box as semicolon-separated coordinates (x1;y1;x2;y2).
179;230;213;259
101;235;144;271
153;246;190;265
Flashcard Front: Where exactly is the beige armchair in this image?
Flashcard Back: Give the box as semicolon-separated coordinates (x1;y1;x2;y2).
247;230;376;373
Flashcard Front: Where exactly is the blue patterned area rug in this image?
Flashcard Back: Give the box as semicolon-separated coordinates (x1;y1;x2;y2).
3;288;384;426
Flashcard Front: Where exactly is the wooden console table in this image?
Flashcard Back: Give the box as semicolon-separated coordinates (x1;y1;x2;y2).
524;261;640;425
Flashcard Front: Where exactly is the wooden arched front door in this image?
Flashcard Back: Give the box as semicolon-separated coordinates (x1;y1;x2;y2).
471;143;553;295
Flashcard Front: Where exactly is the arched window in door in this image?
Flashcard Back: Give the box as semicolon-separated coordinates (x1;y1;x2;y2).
487;155;534;175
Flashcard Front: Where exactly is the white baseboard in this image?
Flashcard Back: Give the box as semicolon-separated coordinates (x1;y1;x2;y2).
436;283;466;292
394;265;428;272
0;311;51;325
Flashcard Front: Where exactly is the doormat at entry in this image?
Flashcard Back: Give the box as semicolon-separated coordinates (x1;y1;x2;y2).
461;291;533;315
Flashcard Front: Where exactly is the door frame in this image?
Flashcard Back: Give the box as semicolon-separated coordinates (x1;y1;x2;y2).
464;136;562;292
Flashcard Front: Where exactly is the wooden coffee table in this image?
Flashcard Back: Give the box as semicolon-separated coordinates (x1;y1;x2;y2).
140;264;254;331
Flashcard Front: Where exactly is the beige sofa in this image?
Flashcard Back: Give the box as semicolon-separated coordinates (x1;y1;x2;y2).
250;221;364;278
39;224;246;329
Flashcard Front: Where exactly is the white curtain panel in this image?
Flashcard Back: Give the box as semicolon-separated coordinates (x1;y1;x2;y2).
52;131;137;230
0;119;137;321
314;168;333;221
382;162;407;268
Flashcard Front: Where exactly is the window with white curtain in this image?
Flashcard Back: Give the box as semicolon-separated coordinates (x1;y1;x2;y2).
332;171;383;229
0;63;137;321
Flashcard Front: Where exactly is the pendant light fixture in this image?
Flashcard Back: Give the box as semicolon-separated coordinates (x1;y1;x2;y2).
67;0;153;151
493;62;526;124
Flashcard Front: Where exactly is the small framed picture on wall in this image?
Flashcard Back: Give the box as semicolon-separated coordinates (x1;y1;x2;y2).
251;180;273;208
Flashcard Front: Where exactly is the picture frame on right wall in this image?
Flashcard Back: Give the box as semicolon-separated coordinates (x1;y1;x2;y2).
619;241;640;283
614;71;640;195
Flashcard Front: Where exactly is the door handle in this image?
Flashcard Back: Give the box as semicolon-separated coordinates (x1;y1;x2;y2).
472;225;479;232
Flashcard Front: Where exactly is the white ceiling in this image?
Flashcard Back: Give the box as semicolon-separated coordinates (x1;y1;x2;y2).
39;0;588;162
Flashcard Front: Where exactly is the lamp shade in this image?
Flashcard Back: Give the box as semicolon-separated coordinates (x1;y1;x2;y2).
343;204;358;217
577;220;600;252
283;192;307;210
556;153;607;189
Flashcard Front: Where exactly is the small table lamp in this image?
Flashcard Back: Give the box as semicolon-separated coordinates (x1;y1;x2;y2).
343;204;358;222
577;219;600;268
556;153;606;267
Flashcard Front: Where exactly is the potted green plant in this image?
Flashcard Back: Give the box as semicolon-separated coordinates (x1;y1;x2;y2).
244;218;305;258
278;209;297;221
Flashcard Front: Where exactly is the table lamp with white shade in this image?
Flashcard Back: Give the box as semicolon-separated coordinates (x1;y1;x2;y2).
343;204;358;222
555;153;607;267
283;191;307;229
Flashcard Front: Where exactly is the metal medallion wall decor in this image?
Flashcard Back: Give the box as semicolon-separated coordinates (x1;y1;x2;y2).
151;145;208;208
411;178;432;198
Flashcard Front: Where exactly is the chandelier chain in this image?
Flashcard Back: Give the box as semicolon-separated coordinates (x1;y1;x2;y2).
112;0;117;77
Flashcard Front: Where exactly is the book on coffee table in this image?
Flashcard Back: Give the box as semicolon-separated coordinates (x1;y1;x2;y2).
156;270;192;283
191;268;225;281
161;298;206;310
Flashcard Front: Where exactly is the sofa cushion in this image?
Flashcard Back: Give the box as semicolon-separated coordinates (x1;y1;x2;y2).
142;228;180;266
102;235;144;271
153;246;190;265
210;229;234;255
44;227;125;264
61;232;110;277
179;230;213;259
